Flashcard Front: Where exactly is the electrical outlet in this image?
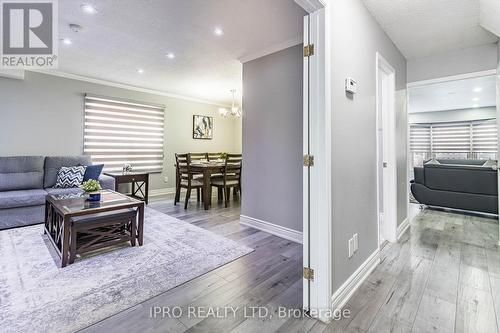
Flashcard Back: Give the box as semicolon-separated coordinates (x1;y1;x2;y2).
353;233;358;252
348;238;354;258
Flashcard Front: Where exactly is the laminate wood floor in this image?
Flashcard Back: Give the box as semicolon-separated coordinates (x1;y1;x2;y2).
79;195;500;333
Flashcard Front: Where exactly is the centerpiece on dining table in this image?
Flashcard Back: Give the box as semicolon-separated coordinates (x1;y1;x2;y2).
81;179;102;202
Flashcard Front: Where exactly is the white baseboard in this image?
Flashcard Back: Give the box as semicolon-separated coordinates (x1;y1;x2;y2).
331;249;380;311
149;187;176;197
239;215;303;244
397;218;410;240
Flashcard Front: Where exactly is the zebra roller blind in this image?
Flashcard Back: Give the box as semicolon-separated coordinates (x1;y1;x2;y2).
409;119;498;158
84;94;165;173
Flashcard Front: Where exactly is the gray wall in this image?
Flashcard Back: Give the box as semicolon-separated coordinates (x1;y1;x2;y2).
409;107;496;124
329;0;408;290
407;44;498;83
241;44;303;232
0;71;241;190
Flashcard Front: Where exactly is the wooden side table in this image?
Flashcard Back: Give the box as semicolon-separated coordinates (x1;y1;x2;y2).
104;172;150;204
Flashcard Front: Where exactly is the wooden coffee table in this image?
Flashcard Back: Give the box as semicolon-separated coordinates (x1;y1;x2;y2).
44;190;145;267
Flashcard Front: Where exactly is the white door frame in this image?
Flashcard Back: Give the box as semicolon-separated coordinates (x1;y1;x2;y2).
376;52;398;244
295;0;331;322
497;62;500;245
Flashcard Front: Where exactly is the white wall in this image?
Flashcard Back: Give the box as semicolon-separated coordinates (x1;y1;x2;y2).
407;43;498;83
329;0;407;291
409;107;496;123
0;71;241;190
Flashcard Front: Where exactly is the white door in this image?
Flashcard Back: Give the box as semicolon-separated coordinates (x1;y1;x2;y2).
376;53;398;244
302;6;331;319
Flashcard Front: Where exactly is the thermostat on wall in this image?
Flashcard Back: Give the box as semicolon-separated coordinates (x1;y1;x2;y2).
345;77;357;94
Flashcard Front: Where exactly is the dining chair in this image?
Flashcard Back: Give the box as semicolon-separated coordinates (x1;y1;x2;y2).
207;152;221;161
175;153;204;209
190;153;208;161
210;154;242;207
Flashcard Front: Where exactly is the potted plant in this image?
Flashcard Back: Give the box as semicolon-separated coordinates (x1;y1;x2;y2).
81;179;102;201
219;152;228;161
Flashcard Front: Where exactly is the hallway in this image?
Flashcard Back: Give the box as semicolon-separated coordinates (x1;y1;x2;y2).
326;206;500;332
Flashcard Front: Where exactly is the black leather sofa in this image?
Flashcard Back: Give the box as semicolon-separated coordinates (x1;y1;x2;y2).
411;159;498;214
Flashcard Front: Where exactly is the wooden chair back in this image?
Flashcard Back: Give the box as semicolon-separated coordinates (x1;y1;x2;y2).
224;154;242;184
175;153;192;185
207;152;221;161
190;153;208;161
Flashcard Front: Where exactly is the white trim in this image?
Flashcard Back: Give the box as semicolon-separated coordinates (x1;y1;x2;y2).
239;215;303;244
239;36;303;63
302;14;311;315
331;249;380;311
495;63;500;244
0;69;25;80
28;70;230;108
376;52;398;245
397;218;410;240
407;69;497;88
149;187;176;197
295;0;326;13
306;7;331;323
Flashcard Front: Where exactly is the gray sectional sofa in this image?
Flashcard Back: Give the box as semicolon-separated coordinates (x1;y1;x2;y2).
0;156;115;230
411;159;498;214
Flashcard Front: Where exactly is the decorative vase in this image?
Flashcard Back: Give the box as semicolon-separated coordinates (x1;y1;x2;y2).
88;192;101;202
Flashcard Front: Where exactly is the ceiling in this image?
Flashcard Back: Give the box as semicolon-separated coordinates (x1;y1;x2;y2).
409;75;497;113
362;0;499;59
57;0;306;105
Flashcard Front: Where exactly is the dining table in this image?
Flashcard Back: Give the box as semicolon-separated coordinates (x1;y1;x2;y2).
187;161;226;210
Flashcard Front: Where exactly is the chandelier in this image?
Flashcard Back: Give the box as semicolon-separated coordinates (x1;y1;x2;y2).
219;89;242;118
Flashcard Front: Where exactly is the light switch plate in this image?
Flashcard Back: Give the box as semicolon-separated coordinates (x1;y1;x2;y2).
353;233;358;252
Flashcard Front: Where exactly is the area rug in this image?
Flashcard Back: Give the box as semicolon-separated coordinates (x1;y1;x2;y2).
0;208;253;333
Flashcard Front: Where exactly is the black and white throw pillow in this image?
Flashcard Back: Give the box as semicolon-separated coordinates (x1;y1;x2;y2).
54;166;86;188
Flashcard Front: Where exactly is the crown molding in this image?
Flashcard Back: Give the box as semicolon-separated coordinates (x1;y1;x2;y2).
28;69;230;107
238;36;303;63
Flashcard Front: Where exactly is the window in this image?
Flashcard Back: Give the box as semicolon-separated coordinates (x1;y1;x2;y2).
84;94;165;173
409;119;497;167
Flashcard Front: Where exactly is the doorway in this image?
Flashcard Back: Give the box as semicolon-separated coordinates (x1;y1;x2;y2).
376;53;398;245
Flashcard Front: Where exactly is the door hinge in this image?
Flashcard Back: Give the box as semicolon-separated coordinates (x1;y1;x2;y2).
303;154;314;167
303;267;314;281
304;44;314;57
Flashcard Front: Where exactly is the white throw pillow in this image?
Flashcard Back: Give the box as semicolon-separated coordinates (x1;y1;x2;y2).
483;159;497;168
425;158;440;165
54;166;86;188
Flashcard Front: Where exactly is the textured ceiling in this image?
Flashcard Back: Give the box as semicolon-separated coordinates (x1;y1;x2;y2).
409;75;497;113
57;0;306;104
362;0;498;59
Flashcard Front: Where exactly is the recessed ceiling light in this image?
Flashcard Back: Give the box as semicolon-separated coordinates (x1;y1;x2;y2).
472;104;480;108
472;97;480;102
214;27;224;36
137;68;144;74
473;87;483;92
166;52;175;59
61;38;72;45
80;4;97;14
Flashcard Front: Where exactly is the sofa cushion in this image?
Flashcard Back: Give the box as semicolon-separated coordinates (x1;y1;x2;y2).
54;166;86;188
83;164;104;181
44;156;92;188
0;156;44;191
45;187;84;196
0;189;47;209
424;164;497;196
